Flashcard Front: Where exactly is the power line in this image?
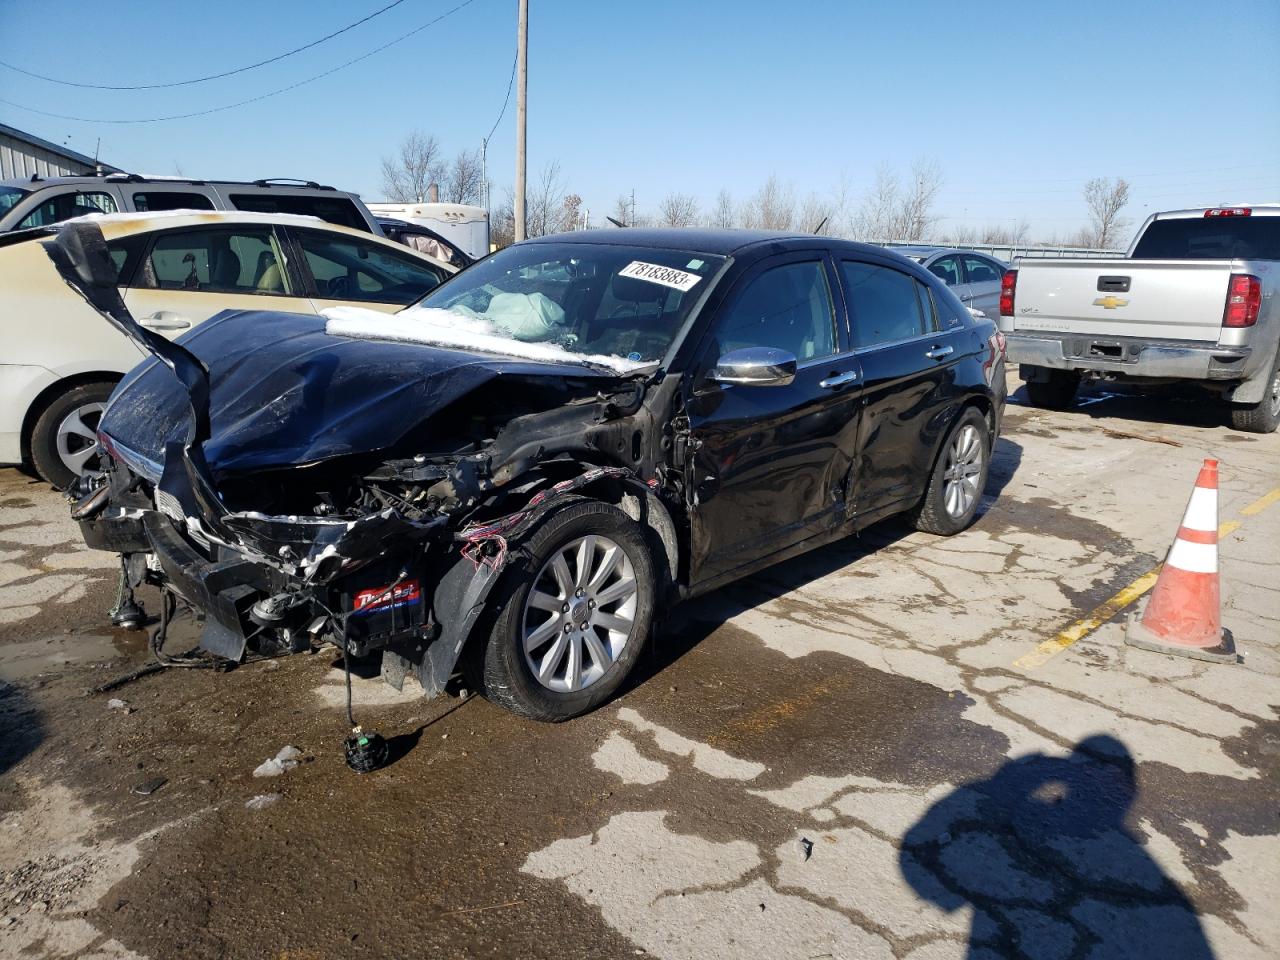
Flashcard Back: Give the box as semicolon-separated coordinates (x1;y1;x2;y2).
0;0;480;124
485;49;518;145
0;0;412;90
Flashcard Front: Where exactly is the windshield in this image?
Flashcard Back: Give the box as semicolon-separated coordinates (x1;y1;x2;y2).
0;185;29;217
1132;216;1280;260
414;242;726;363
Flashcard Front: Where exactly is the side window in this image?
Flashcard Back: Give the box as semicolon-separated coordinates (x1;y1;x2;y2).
132;192;216;213
17;190;118;229
714;260;837;361
105;236;147;286
229;194;368;231
927;255;962;286
962;256;1002;285
842;261;928;348
296;230;446;305
135;227;290;295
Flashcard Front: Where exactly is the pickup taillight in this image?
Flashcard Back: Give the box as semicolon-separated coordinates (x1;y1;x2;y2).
999;270;1017;316
1223;274;1261;327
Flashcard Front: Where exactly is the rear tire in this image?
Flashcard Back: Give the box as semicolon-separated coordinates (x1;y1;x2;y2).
29;380;116;490
1229;351;1280;434
1023;367;1080;410
469;498;655;722
911;407;991;536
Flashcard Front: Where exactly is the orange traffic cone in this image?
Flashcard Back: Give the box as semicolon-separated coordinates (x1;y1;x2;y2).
1125;459;1236;663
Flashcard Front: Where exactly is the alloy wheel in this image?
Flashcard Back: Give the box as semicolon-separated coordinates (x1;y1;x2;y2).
522;534;637;693
942;423;984;518
55;402;106;478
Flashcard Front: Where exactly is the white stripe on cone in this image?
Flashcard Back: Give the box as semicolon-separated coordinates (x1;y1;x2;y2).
1182;486;1218;533
1166;538;1218;574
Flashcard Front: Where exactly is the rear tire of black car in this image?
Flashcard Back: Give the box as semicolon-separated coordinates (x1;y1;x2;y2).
1229;350;1280;434
469;498;655;722
910;407;991;537
29;380;116;490
1023;367;1080;410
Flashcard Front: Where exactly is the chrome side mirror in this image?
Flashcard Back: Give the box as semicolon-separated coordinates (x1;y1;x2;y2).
711;347;797;387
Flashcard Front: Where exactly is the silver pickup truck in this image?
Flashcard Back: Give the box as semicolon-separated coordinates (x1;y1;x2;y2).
999;205;1280;433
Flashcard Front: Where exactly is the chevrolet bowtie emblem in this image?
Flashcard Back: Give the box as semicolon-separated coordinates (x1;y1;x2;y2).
1093;296;1129;309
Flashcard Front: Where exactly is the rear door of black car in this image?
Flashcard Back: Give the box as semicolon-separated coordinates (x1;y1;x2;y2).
839;257;967;517
685;251;862;585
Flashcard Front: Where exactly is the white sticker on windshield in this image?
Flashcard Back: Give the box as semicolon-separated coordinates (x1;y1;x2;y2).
618;260;702;292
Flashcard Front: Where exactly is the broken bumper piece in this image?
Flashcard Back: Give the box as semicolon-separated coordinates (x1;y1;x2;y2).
78;493;453;681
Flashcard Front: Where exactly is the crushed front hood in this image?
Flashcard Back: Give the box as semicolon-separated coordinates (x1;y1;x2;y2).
101;310;620;476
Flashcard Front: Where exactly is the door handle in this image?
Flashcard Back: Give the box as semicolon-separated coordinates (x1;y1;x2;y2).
139;312;191;331
925;345;954;360
819;370;859;389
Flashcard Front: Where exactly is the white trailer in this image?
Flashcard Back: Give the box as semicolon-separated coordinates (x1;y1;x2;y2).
366;202;490;261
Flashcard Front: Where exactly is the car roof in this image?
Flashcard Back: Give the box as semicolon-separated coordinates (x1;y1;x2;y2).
525;227;913;259
0;173;345;192
75;209;354;239
5;210;455;271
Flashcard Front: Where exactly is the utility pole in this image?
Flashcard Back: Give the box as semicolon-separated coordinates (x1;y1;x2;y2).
514;0;528;241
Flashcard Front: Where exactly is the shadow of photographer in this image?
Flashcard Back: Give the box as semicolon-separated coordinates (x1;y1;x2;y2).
901;735;1213;959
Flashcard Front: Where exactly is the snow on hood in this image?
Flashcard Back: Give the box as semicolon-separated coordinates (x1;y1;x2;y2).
323;305;649;374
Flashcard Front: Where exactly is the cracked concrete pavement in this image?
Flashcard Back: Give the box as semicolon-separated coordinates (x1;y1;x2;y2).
1;374;1277;959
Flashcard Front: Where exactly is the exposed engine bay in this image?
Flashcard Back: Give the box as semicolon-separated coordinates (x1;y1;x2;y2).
49;219;686;704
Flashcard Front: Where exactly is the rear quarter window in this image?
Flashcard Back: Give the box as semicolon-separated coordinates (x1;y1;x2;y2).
228;193;369;232
133;191;216;212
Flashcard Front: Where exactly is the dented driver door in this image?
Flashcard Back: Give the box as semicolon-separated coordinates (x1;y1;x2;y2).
685;252;862;587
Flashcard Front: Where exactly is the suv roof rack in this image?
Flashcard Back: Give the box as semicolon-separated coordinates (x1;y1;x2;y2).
59;171;337;191
252;178;334;190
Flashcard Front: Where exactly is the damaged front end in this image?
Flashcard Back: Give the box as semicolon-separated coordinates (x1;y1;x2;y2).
49;220;665;697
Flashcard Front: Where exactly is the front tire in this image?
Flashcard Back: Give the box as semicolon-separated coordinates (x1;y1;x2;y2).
1023;367;1080;410
911;407;991;536
1230;350;1280;434
471;498;655;722
29;380;116;489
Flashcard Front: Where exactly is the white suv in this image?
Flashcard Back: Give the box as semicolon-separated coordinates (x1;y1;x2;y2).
1;210;456;487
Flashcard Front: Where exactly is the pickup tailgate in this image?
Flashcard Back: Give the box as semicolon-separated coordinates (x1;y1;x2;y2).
1012;258;1233;342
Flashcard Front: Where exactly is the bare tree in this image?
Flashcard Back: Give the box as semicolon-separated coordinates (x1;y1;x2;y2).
851;159;943;240
740;175;795;230
900;159;943;240
708;189;735;229
851;167;896;239
658;192;699;227
526;161;568;238
610;194;633;227
490;189;516;248
560;193;584;232
1083;177;1131;249
798;193;831;234
443;148;483;205
380;131;445;202
980;220;1030;245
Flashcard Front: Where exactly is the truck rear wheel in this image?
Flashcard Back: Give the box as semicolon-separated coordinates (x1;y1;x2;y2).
1230;351;1280;434
1023;367;1080;410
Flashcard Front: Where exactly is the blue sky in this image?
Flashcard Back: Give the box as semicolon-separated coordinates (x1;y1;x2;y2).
2;0;1277;243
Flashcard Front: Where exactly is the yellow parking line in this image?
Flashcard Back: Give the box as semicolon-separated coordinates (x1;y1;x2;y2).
1012;487;1279;671
1240;487;1280;517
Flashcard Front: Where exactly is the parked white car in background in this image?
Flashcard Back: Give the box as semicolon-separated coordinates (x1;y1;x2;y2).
0;210;456;487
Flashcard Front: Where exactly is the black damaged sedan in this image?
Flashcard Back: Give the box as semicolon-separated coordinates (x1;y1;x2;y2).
55;224;1005;722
